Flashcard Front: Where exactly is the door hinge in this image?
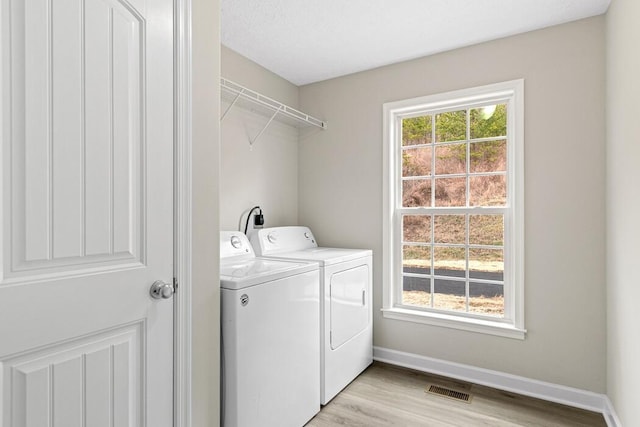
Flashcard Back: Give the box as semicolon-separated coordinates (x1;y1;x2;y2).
173;277;178;291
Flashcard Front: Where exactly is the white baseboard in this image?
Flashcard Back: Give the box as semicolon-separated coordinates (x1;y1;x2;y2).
602;396;622;427
373;346;620;427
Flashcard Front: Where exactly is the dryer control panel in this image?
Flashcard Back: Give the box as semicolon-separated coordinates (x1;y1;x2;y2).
252;226;317;256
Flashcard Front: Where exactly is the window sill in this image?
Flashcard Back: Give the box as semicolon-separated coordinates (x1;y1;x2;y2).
381;307;526;340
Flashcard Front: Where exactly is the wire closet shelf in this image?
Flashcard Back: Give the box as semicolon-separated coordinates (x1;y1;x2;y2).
220;77;327;145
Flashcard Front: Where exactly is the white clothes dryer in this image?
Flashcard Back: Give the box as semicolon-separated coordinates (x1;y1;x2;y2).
220;231;320;427
250;226;373;405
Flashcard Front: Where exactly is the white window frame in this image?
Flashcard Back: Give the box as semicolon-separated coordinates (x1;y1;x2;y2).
382;80;525;339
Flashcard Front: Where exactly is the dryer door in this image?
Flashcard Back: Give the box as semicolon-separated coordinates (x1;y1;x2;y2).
330;264;370;350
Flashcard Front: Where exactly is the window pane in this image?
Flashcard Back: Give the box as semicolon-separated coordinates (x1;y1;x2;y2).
402;146;432;177
402;116;432;146
470;104;507;139
402;245;431;275
433;278;466;312
435;177;466;206
469;248;504;281
434;246;465;277
402;278;431;307
435;143;466;175
469;215;503;246
403;215;431;243
435;110;466;142
469;282;504;317
470;140;506;173
434;215;465;244
402;179;432;207
469;175;506;206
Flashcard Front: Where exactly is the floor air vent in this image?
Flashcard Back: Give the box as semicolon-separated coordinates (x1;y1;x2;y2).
425;385;472;403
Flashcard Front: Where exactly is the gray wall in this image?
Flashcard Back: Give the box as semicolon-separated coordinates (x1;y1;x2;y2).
606;0;640;424
298;17;607;393
192;0;220;424
220;47;300;231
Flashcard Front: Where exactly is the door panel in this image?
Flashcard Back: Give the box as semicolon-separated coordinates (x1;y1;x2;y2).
1;0;174;425
5;323;142;426
9;0;145;277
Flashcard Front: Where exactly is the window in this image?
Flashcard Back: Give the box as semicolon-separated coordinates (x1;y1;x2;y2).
382;80;525;339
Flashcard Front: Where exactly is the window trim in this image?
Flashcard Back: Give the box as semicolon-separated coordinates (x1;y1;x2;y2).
382;80;525;339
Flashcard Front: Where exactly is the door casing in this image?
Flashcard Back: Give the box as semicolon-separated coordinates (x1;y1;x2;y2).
174;0;222;426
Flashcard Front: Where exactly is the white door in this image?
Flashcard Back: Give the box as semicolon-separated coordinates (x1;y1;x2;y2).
0;0;174;425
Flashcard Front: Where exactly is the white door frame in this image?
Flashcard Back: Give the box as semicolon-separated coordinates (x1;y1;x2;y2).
175;0;194;425
174;0;221;425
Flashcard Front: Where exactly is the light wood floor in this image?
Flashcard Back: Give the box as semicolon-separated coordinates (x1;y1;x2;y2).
306;362;606;427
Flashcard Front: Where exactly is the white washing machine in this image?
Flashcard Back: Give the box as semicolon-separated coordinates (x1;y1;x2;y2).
250;226;373;405
220;231;320;427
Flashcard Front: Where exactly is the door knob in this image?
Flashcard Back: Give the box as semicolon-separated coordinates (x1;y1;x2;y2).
150;280;175;299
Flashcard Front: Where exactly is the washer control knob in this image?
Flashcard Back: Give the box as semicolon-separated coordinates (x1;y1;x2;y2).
304;232;310;239
267;232;277;243
230;235;242;249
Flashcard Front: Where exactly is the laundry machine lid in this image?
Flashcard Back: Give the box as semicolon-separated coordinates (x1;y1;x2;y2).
220;258;318;290
263;247;371;266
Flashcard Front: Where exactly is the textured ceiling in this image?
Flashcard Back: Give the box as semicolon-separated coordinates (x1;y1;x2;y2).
221;0;610;86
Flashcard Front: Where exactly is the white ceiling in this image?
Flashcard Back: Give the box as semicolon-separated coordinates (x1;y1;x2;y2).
221;0;610;86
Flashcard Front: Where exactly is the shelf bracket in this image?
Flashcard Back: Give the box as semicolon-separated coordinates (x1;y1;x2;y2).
220;89;243;122
250;105;283;146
